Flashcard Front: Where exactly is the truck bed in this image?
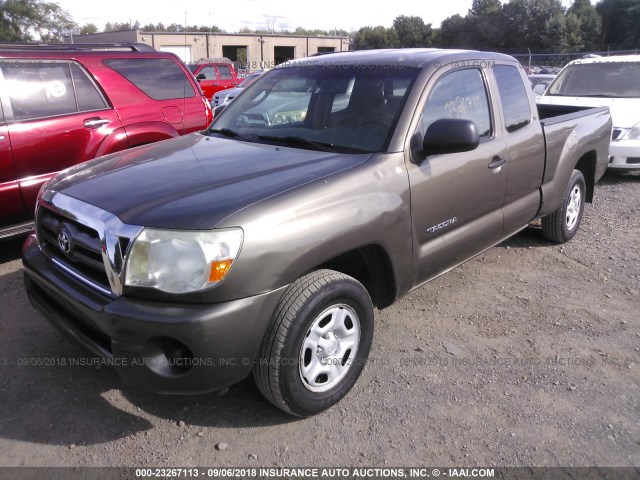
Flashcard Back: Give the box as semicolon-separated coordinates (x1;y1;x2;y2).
538;104;612;214
538;104;610;126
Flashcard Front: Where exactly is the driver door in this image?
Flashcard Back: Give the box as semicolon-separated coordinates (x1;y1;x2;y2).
406;67;508;285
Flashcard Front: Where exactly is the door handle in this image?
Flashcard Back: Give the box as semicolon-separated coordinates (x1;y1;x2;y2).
488;156;507;169
83;118;110;129
0;135;5;141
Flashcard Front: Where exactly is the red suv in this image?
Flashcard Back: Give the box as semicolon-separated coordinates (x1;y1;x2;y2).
188;60;240;100
0;43;213;239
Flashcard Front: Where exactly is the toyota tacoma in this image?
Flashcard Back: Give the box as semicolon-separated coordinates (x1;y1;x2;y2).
22;49;612;417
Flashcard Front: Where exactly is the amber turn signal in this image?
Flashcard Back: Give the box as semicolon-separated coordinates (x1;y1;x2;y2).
209;259;234;283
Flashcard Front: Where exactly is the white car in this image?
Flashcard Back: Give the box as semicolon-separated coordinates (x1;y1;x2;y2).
537;55;640;170
212;72;263;107
528;74;556;99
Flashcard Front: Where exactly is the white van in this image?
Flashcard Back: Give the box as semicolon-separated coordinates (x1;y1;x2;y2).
537;55;640;170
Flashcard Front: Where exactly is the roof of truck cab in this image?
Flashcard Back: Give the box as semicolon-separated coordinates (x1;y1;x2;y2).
283;48;518;69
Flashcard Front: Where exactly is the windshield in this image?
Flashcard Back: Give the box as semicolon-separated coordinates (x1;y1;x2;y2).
547;62;640;98
209;65;419;153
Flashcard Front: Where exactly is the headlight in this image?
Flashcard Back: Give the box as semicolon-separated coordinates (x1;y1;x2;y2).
124;228;243;294
272;110;307;125
622;123;640;140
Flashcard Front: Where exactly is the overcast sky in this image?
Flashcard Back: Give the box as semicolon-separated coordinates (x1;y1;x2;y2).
55;0;587;33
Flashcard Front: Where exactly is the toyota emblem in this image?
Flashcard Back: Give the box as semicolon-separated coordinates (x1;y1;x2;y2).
57;229;72;254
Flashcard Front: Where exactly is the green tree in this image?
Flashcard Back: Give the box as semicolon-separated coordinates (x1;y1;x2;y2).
567;0;601;50
437;14;470;48
466;0;504;50
0;0;76;42
79;23;98;35
469;0;502;16
353;26;398;50
392;15;433;47
166;23;184;32
597;0;640;49
104;21;137;32
501;0;566;50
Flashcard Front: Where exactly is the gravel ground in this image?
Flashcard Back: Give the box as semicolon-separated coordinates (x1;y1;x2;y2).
0;170;638;469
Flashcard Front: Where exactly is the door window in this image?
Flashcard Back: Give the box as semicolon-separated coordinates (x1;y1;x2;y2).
0;61;108;121
1;61;77;121
418;68;492;138
493;65;532;133
198;66;216;80
217;65;233;80
70;63;108;111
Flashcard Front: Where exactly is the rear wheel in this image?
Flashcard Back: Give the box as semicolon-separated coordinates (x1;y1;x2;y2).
254;269;374;417
542;169;586;243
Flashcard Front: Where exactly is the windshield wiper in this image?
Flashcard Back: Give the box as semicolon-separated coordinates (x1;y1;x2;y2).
553;93;620;98
209;128;251;142
258;134;336;152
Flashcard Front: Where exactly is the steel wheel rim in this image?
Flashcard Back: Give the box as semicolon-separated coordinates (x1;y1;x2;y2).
299;304;360;393
566;185;582;231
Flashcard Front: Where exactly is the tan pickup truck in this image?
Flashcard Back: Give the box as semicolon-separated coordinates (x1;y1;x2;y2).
23;49;612;417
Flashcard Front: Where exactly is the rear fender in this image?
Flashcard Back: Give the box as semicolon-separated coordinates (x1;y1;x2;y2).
538;110;611;217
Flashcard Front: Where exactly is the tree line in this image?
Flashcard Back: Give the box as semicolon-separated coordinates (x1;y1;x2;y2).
355;0;639;53
1;0;639;53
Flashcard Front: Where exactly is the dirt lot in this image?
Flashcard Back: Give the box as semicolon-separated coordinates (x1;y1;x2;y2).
0;171;638;470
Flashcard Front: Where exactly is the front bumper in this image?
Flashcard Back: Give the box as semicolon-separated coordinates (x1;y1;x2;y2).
22;234;286;394
609;138;640;170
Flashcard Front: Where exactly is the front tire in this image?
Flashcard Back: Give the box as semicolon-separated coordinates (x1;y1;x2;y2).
542;169;586;243
254;270;374;417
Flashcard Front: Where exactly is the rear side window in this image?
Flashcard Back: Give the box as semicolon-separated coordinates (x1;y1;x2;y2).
217;65;233;80
70;63;108;111
1;61;77;121
419;68;492;138
494;65;531;133
104;58;196;100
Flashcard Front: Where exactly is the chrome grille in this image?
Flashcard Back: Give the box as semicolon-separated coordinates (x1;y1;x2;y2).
36;191;143;297
37;206;111;292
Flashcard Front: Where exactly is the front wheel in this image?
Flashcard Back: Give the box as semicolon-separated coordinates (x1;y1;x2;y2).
253;270;374;417
542;169;586;243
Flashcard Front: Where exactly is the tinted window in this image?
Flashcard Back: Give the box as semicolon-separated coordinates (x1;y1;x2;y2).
494;66;531;133
419;68;492;138
70;63;108;111
1;61;77;121
217;65;233;80
104;58;196;100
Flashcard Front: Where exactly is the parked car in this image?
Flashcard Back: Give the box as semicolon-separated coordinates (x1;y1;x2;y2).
188;59;240;100
537;55;640;170
23;49;611;417
212;72;263;107
528;73;556;98
0;42;213;239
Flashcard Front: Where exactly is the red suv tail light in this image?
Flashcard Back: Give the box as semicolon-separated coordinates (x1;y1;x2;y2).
203;95;213;125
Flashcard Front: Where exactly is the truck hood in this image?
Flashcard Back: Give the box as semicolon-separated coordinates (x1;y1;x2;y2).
48;134;371;229
538;95;640;128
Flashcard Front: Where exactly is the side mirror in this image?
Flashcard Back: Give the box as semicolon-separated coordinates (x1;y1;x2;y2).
213;104;227;118
533;84;546;96
420;118;480;158
196;73;206;81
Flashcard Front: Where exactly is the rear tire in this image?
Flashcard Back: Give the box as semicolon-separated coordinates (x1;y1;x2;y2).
254;270;374;417
542;169;586;243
